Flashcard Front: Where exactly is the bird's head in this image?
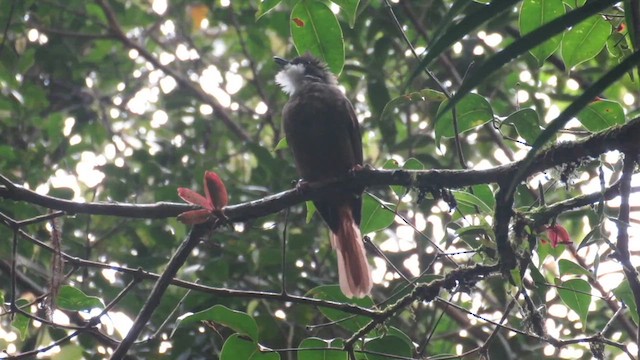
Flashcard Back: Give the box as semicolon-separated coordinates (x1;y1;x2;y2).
274;53;337;95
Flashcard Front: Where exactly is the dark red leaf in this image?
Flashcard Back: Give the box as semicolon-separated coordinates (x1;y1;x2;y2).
292;18;304;27
204;171;228;209
546;225;572;248
178;188;213;210
177;209;212;225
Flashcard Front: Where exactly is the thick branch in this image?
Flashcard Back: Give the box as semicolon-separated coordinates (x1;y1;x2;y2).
1;118;639;223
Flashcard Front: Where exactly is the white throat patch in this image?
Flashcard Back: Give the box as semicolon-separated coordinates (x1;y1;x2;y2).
275;63;306;95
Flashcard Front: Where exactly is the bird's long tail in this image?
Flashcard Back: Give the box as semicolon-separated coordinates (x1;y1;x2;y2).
330;205;372;298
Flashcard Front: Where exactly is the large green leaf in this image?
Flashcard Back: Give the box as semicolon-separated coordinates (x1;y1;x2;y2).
562;15;612;69
298;337;347;360
364;335;413;360
519;0;565;65
556;278;591;325
435;93;493;141
220;334;280;360
307;285;374;332
503;108;542;144
291;1;345;74
176;304;259;341
576;99;625;132
361;193;396;234
57;286;105;311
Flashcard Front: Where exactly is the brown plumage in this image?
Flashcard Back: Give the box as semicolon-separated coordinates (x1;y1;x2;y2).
275;54;372;298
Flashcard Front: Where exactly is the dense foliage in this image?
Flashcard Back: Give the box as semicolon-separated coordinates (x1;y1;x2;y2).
1;0;640;359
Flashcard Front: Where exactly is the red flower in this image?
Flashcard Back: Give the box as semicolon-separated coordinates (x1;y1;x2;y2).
177;171;228;224
544;224;572;248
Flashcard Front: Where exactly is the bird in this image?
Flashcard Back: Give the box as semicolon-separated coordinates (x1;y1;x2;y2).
274;53;372;298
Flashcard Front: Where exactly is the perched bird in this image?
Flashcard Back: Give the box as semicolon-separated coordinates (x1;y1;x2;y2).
274;54;372;298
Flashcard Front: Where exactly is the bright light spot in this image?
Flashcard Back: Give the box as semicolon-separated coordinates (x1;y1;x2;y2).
453;42;463;54
201;19;209;29
63;117;75;136
199;104;213;115
110;108;120;119
624;92;635;106
160;20;175;37
547;75;558;87
517;90;529;103
117;82;125;91
566;78;580;91
160;76;177;93
225;72;243;94
128;49;139;59
403;254;420;276
544;105;561;123
159;341;172;353
473;45;484;55
519;71;532;83
69;134;82;145
115;158;125;167
27;29;39;42
220;0;230;6
477;31;486;39
128;88;153;114
151;110;169;128
262;221;275;229
76;151;105;188
101;266;117;283
159;52;175;65
484;33;503;47
295;260;303;268
35;183;49;195
255;101;268;115
176;44;190;61
371;257;387;283
152;0;167;14
86;77;94;88
109;312;134;338
274;309;286;319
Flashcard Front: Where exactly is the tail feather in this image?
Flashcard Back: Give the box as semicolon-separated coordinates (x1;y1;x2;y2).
330;205;372;298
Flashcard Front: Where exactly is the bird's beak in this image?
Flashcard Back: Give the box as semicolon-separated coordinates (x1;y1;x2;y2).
273;56;290;68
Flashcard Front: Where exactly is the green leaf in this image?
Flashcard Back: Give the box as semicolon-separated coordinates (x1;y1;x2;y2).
361;193;396;234
299;337;347;360
613;280;639;324
308;285;374;332
558;259;591;277
519;0;565;65
503;108;542;144
256;0;281;20
176;305;259;341
408;0;521;86
291;1;345;74
331;0;360;28
452;190;492;215
380;89;447;124
445;0;618;115
561;15;612;69
11;299;31;340
471;184;495;210
305;201;317;223
364;335;413;360
510;267;522;287
220;334;280;360
435;93;493;141
273;137;288;151
576;99;625;132
528;263;550;301
557;278;591;325
57;286;104;311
